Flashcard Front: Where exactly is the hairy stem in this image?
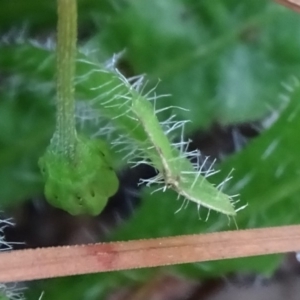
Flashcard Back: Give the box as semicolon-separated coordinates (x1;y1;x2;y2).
55;0;77;157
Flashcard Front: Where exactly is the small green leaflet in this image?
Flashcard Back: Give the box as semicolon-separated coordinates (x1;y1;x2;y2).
131;91;236;216
75;57;237;217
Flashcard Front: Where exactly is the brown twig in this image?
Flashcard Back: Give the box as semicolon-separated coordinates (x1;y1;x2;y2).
1;225;300;283
275;0;300;12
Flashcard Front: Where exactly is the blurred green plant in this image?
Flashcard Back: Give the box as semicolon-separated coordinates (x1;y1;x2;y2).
1;0;300;299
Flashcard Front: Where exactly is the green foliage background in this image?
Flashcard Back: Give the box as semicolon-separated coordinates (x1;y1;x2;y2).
1;0;300;299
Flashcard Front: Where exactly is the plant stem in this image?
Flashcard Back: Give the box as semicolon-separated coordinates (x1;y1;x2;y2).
55;0;77;157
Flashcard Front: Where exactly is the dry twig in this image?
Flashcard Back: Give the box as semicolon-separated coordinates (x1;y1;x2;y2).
1;225;300;283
